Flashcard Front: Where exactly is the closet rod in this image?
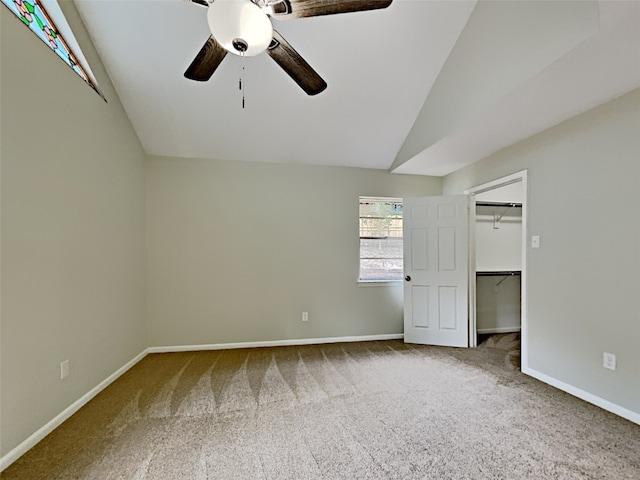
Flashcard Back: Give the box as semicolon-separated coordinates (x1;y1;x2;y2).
476;201;522;208
476;271;521;276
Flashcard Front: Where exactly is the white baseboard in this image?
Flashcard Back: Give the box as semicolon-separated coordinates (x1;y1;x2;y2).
2;333;404;471
0;349;149;472
148;333;404;353
522;366;640;425
4;336;637;472
477;327;521;334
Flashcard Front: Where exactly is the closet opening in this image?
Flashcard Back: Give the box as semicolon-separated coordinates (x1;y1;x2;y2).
466;171;528;370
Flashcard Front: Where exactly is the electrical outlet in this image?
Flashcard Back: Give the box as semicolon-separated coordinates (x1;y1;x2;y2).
61;359;70;379
603;352;616;371
302;312;309;322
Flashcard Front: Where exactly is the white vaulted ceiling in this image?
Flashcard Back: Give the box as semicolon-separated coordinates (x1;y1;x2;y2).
73;0;640;175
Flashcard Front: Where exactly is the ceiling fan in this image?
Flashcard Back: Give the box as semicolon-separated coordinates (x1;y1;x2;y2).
183;0;393;95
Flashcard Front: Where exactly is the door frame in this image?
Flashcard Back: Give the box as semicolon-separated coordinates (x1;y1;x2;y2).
464;170;528;370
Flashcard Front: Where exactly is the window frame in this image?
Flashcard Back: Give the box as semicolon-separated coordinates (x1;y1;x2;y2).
358;196;404;285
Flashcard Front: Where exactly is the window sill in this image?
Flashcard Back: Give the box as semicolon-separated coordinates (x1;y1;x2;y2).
357;280;403;287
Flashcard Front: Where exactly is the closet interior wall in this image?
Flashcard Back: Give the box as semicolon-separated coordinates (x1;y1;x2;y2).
475;184;523;334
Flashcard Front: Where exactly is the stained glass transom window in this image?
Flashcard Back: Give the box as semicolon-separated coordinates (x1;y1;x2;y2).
2;0;97;92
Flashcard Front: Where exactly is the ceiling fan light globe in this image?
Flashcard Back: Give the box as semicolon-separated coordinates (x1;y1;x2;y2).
207;0;273;57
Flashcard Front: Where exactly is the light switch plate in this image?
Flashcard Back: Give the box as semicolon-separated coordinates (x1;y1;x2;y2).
531;235;540;248
61;359;70;379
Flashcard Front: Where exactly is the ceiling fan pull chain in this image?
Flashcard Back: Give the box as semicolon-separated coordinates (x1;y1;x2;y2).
239;57;245;109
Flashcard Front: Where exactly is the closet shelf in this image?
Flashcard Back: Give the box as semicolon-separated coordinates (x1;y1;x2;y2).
476;202;522;208
476;271;521;276
477;270;520;287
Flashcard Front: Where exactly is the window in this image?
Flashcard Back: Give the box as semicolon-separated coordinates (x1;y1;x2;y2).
359;197;403;282
2;0;100;95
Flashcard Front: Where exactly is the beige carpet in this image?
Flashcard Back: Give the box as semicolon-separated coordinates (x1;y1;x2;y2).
3;337;639;479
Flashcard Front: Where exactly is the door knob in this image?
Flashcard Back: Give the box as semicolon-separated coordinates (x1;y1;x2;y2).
405;275;411;282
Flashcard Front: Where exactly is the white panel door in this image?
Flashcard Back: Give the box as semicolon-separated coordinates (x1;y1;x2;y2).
403;195;469;347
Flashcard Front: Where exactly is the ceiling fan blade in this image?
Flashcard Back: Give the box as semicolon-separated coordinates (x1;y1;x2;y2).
184;36;227;82
266;30;327;95
183;0;208;7
269;0;392;19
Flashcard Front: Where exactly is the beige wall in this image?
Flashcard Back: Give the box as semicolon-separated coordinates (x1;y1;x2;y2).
1;5;147;457
444;89;640;415
146;157;440;347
